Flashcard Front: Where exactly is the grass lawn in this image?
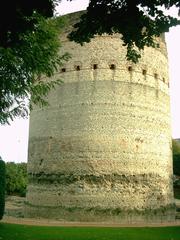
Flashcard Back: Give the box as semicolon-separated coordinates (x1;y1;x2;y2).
0;223;180;240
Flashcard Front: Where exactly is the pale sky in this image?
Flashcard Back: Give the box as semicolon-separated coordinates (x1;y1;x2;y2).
0;0;180;163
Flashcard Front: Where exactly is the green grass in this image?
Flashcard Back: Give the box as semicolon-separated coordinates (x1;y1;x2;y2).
0;223;180;240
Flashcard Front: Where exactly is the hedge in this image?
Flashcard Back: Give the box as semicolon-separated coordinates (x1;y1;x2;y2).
0;158;6;220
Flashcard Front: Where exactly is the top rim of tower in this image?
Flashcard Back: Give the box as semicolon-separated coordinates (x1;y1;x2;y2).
58;10;166;43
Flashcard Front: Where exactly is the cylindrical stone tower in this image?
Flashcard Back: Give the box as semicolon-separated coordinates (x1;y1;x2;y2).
25;11;175;223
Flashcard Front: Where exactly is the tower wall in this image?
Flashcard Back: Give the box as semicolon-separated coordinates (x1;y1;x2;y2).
25;12;175;222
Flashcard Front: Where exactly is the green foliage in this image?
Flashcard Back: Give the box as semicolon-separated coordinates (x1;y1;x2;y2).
172;139;180;176
0;14;70;125
5;162;27;197
173;155;180;176
68;0;180;63
0;157;6;220
172;139;180;155
0;224;180;240
174;186;180;199
0;1;71;125
0;1;59;48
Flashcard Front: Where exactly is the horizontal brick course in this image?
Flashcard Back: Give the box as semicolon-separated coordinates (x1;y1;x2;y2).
25;11;175;223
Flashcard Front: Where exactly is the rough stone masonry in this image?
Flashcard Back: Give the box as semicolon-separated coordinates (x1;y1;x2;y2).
25;11;176;223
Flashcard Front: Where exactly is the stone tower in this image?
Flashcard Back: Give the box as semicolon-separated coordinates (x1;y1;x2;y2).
25;11;175;222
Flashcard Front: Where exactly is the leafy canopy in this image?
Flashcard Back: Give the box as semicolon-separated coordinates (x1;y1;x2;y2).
0;0;70;125
68;0;180;63
172;139;180;176
5;162;27;197
1;1;180;124
0;0;58;48
0;157;6;220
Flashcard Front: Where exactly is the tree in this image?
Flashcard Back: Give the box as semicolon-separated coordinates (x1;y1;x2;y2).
0;1;58;48
172;139;180;176
0;157;6;220
1;1;180;124
68;0;180;63
0;0;69;125
5;162;27;197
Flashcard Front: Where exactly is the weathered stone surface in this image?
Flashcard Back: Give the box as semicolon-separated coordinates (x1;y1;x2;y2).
25;11;175;222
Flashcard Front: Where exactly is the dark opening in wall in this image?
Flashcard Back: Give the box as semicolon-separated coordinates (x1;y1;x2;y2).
142;69;147;75
154;73;158;79
75;65;81;71
61;68;66;73
163;77;165;83
128;66;132;71
110;64;116;70
93;64;98;70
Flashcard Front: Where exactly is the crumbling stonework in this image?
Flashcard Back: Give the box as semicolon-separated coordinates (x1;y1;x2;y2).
25;11;175;222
